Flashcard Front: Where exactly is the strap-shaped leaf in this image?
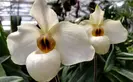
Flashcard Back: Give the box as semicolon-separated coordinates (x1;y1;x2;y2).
116;52;133;60
106;73;119;82
108;70;131;82
0;56;10;64
112;66;133;81
0;65;6;77
0;23;10;56
61;62;94;82
0;76;23;82
104;45;115;72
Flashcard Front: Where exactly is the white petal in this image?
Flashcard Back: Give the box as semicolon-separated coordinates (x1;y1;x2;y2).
51;21;95;65
81;24;94;37
79;22;92;36
30;0;58;32
103;20;128;44
89;36;110;54
26;49;61;82
89;5;104;25
7;24;40;65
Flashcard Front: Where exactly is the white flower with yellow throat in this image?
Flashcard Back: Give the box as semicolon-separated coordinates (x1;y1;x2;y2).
80;5;128;54
7;0;95;82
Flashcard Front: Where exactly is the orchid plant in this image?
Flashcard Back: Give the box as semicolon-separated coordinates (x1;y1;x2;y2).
0;0;132;82
6;0;95;82
80;5;128;54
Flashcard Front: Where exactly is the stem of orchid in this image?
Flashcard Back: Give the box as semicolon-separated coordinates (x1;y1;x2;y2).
94;54;97;82
57;75;60;82
99;55;105;62
75;0;80;18
38;81;49;82
55;76;58;82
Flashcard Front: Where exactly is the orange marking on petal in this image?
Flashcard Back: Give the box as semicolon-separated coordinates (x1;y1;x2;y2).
37;34;56;53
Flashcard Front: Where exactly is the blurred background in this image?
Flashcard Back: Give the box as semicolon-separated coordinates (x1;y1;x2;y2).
1;0;132;32
0;0;35;31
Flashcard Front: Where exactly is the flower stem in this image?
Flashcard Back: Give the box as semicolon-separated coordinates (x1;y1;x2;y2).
94;55;97;82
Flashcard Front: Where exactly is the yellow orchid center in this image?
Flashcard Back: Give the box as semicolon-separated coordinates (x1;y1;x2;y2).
37;34;56;53
92;25;104;36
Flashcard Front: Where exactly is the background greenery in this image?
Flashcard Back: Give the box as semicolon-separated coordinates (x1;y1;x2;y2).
1;0;133;82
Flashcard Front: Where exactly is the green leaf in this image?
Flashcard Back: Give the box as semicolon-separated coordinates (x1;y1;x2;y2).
116;52;133;60
61;66;75;82
77;65;93;82
0;56;10;64
109;70;131;82
0;22;10;56
117;52;133;56
68;63;94;82
112;66;133;81
61;62;94;82
0;76;23;82
117;43;128;52
116;57;133;60
104;45;115;72
106;73;118;82
0;65;6;77
2;60;30;82
0;22;7;42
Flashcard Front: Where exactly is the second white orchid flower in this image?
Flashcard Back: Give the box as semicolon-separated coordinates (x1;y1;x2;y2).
7;0;95;82
80;5;128;54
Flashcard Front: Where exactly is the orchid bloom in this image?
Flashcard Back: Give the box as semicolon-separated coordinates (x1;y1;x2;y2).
80;5;128;54
7;0;95;82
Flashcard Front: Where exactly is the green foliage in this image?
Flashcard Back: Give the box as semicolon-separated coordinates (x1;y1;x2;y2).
60;62;94;82
104;45;115;72
59;1;133;82
0;65;6;77
112;66;133;81
0;76;23;82
116;52;133;60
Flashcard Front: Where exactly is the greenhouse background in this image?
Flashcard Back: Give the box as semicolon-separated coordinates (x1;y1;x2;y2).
0;0;35;31
0;0;128;30
0;0;133;82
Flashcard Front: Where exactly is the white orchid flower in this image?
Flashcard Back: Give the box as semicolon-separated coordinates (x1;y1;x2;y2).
7;0;95;82
80;5;128;54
